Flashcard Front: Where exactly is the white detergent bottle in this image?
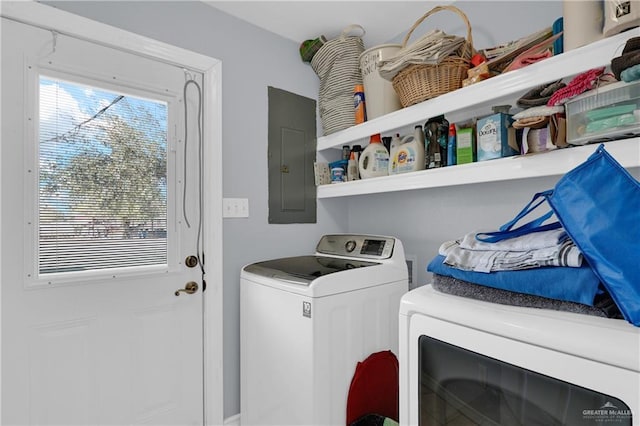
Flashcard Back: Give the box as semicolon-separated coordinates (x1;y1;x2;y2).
393;125;425;174
389;133;403;175
359;134;389;179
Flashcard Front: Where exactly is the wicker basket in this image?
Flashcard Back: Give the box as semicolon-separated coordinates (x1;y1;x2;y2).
392;5;474;107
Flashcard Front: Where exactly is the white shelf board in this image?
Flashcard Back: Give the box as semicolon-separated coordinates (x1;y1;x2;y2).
317;138;640;198
317;31;633;151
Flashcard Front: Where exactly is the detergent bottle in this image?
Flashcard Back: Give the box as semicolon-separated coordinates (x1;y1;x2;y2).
359;134;389;179
388;133;403;175
393;125;425;174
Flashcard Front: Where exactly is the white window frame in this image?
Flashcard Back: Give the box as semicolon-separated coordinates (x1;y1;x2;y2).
25;63;181;287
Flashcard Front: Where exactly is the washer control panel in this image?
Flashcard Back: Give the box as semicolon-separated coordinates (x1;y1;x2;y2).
316;234;395;260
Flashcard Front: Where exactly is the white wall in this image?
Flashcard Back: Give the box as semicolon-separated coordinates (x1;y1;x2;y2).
43;0;571;420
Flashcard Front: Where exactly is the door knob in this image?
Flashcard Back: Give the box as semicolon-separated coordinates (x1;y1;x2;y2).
175;281;199;296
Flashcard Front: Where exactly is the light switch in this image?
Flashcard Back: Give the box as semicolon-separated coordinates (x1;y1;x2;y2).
223;198;249;218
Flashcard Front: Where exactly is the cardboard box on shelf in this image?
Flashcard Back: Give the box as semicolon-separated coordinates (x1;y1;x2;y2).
476;113;520;161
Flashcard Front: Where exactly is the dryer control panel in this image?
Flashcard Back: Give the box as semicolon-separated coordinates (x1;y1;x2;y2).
316;234;395;260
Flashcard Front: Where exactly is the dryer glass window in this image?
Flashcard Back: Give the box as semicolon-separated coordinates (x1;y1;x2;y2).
418;335;632;425
38;75;168;275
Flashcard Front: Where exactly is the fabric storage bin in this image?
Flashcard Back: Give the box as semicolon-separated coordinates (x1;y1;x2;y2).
311;25;365;135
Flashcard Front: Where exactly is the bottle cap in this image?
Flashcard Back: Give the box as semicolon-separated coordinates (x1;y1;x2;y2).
369;133;382;143
492;105;511;114
354;84;365;93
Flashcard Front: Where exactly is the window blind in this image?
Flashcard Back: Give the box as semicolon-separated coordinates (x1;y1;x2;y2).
38;76;168;275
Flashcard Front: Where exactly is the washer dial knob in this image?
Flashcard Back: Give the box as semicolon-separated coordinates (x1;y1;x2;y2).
345;240;357;253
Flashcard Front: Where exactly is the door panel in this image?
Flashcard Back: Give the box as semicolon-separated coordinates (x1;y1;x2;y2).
267;86;317;224
2;17;204;425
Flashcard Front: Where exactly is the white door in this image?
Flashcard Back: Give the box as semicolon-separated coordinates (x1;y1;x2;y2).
1;13;216;426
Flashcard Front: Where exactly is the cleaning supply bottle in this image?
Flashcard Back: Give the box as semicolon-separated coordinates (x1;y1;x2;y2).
347;151;359;181
393;125;425;174
358;134;389;179
381;136;392;155
447;123;457;166
351;144;362;162
388;133;403;175
425;116;448;169
354;84;367;124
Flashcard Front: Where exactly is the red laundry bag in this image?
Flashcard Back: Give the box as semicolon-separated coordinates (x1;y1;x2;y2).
346;350;399;425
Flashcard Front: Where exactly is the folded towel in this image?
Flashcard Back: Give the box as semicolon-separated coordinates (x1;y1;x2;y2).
440;238;583;273
502;32;562;73
427;254;601;305
547;67;617;106
431;274;621;319
512;105;564;120
621;63;640;83
516;80;566;108
512;116;549;129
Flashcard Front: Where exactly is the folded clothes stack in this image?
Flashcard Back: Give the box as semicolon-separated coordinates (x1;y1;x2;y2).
611;36;640;83
512;80;567;151
427;227;622;318
378;29;466;81
439;227;582;273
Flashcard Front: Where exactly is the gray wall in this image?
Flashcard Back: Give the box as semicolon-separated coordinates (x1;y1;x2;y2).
347;176;561;288
41;0;605;421
388;1;564;50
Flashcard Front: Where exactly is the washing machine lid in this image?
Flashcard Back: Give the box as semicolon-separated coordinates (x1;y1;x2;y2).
243;255;380;286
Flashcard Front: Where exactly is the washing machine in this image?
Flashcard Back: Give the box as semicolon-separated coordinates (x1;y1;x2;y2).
240;234;408;426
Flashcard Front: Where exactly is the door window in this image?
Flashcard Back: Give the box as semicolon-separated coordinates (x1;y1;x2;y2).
37;74;170;277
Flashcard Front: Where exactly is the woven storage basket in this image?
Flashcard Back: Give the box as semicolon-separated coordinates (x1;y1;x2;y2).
392;5;474;107
311;25;365;135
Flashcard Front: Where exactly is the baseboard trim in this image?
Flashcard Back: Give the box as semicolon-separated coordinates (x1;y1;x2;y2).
223;413;241;426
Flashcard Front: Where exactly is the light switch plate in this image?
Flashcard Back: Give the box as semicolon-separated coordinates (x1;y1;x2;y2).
223;198;249;218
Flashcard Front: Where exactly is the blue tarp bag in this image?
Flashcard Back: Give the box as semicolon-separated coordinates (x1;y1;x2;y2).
477;144;640;325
